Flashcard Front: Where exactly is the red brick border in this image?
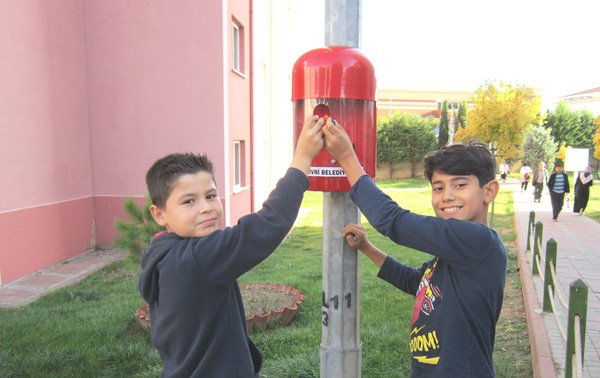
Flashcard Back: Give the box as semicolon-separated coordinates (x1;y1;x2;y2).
514;213;557;378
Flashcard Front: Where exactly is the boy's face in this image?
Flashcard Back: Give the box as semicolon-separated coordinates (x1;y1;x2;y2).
430;170;499;225
150;171;223;238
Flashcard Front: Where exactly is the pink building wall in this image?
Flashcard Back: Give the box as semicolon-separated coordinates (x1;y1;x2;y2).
227;0;252;223
84;0;231;246
0;0;253;285
0;1;94;284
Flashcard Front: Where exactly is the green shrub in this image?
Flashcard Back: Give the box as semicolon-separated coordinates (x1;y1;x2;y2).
113;195;165;264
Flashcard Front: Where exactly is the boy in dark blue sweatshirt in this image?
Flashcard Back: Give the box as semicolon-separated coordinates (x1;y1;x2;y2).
323;120;507;377
138;116;324;377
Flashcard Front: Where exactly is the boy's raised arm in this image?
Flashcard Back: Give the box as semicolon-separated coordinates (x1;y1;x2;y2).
290;115;325;175
322;120;366;187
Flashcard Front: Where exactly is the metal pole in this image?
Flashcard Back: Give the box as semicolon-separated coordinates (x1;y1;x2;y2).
321;1;362;377
325;0;361;48
321;192;361;377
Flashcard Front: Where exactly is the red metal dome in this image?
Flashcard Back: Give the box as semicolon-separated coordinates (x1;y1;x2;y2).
292;46;376;101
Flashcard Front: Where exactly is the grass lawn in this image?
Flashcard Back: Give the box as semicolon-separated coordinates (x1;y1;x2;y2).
0;181;536;377
578;179;600;224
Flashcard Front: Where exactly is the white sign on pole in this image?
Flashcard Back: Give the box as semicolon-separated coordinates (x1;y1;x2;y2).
564;148;589;171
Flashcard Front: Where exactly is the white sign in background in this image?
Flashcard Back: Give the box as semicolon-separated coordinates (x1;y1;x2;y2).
564;148;589;172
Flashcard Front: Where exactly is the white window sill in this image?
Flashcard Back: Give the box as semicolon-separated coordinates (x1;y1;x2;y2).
233;185;250;194
232;69;247;79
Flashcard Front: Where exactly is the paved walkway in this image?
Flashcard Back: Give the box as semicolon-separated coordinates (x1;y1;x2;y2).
1;179;599;377
509;178;600;377
0;248;126;307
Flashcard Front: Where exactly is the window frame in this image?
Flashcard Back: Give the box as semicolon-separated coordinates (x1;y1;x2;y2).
233;140;242;191
231;20;245;77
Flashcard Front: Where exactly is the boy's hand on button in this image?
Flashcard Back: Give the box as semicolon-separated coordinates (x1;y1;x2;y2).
291;115;324;174
297;115;324;159
323;119;354;163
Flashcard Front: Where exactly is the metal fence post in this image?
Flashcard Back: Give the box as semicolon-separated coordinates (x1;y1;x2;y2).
542;239;557;312
526;211;535;251
531;221;543;275
565;279;588;378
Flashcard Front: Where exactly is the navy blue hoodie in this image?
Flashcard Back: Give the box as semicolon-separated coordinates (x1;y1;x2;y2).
138;168;309;377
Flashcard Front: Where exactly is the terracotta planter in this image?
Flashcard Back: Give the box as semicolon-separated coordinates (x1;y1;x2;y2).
241;283;304;332
134;303;150;331
134;283;304;333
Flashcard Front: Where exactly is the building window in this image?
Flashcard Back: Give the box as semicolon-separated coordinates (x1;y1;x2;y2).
232;20;245;75
437;101;460;110
233;140;245;190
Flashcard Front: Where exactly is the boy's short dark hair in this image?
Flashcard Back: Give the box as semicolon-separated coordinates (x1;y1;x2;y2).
423;143;496;187
146;153;215;208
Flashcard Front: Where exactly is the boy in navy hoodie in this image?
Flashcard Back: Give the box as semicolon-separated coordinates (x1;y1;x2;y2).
323;120;507;377
138;116;324;377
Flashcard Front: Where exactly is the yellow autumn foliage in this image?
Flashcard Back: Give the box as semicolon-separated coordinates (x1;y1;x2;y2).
594;118;600;160
455;81;542;160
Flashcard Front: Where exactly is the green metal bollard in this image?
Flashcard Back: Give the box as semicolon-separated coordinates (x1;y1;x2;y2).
531;221;543;276
542;239;557;312
565;279;588;378
526;211;535;251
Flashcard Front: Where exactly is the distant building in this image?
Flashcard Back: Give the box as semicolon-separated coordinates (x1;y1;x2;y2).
558;87;600;116
377;88;475;119
377;87;544;120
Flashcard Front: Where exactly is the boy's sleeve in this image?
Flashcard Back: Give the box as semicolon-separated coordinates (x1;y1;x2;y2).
190;168;310;288
350;175;495;271
377;255;428;295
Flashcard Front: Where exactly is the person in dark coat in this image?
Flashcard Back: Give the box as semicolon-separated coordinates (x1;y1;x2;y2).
573;166;594;215
547;164;570;221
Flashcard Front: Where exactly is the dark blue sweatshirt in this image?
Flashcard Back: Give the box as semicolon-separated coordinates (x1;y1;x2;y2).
138;168;309;377
351;175;507;377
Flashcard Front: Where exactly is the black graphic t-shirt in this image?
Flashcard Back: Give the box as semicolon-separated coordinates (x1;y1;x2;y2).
350;176;507;377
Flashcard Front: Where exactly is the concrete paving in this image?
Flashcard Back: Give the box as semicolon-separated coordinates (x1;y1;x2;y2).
0;248;126;307
510;178;600;377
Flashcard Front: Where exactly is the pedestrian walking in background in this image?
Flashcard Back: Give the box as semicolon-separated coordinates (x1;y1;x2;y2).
520;163;533;191
499;161;510;182
532;162;546;203
573;165;594;215
547;164;570;221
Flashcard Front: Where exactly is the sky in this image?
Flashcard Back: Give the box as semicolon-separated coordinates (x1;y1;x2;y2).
294;0;599;112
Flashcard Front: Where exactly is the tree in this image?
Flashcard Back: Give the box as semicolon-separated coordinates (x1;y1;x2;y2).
114;195;165;264
377;113;438;178
454;81;542;161
438;100;450;148
521;125;558;172
455;100;467;132
556;141;567;163
543;102;595;148
593;118;600;160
